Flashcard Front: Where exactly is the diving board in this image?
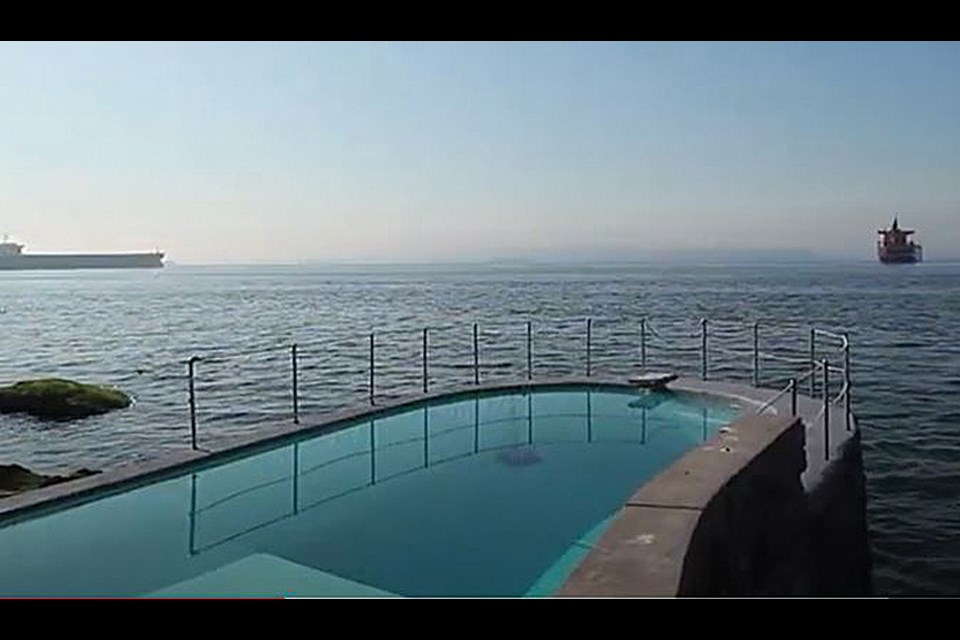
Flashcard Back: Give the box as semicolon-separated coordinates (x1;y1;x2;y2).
626;372;679;389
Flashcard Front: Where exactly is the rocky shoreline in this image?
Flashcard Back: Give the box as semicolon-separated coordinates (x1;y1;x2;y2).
0;378;124;498
0;464;100;499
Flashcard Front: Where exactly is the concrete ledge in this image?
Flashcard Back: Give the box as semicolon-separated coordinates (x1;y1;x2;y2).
628;414;790;511
678;415;809;596
558;413;801;597
557;505;702;597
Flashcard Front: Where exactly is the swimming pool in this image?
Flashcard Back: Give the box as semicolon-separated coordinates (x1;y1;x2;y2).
0;385;741;597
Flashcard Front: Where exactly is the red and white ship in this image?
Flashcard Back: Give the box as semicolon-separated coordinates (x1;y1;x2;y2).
877;216;922;264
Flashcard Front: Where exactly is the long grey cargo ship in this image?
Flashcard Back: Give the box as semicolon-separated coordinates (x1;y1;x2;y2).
0;237;164;270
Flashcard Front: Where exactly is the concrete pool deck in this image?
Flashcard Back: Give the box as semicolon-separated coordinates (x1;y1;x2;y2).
0;376;871;596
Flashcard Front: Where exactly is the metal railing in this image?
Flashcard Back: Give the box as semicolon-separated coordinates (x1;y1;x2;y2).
749;331;851;461
182;316;855;459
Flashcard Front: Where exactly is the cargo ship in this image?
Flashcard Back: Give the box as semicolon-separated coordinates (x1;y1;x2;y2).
877;216;922;264
0;237;164;270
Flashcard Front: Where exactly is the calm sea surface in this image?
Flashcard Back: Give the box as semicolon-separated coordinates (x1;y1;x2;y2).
1;262;958;596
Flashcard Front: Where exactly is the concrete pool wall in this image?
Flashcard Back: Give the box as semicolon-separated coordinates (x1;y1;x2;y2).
0;377;872;596
557;411;871;596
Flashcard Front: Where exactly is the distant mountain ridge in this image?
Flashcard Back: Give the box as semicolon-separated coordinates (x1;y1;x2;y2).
478;247;824;265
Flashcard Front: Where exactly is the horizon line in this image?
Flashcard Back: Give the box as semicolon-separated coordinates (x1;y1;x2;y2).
161;257;959;268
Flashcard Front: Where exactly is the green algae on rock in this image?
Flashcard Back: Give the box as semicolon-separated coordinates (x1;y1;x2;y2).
0;378;132;420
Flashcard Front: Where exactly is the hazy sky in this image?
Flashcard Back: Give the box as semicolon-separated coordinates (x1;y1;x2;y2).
1;41;958;263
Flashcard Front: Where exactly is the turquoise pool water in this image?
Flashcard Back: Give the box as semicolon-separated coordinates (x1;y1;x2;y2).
0;386;740;597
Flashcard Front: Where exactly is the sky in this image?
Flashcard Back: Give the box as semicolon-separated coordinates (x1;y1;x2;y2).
0;41;958;264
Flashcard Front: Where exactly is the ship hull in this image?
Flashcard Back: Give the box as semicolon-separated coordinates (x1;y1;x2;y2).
879;255;919;264
0;253;164;270
878;249;920;264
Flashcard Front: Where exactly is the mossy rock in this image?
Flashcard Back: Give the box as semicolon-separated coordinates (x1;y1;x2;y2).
0;378;132;420
0;464;100;498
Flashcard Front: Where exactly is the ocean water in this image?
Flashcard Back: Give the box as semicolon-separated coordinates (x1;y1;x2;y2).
1;262;958;596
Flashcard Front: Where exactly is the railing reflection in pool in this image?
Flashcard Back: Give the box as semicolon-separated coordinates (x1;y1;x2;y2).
187;388;722;556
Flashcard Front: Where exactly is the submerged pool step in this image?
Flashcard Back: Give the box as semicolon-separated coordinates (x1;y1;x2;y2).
146;553;397;598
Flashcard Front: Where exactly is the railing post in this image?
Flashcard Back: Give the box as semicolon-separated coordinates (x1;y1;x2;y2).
752;321;760;387
844;333;851;431
473;322;479;385
640;317;646;371
188;473;197;554
187;356;200;451
700;318;708;381
526;321;532;381
422;327;429;394
369;417;376;484
586;317;592;377
292;442;299;514
789;378;797;417
809;328;816;397
822;358;830;461
369;332;375;405
291;343;299;425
